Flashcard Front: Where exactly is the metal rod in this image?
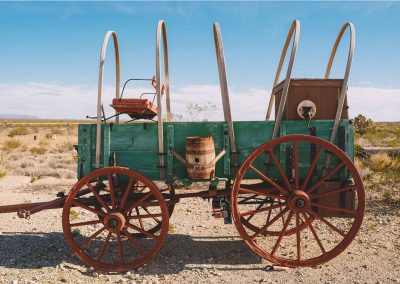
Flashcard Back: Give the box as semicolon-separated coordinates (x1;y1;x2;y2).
156;20;171;180
95;31;120;168
325;22;355;144
268;20;300;139
213;22;237;167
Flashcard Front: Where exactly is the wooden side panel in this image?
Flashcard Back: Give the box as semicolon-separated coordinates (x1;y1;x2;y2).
273;79;349;120
76;120;354;184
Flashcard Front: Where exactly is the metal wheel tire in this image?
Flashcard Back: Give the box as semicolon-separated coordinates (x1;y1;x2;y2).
231;134;365;267
62;167;169;272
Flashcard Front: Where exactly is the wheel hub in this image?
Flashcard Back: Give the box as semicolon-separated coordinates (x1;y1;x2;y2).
288;190;310;213
104;212;126;232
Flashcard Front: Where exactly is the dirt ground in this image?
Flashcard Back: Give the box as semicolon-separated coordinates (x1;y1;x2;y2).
0;175;398;284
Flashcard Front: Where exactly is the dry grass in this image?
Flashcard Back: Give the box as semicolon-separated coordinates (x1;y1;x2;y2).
358;153;400;206
8;126;29;137
3;138;22;151
369;153;392;171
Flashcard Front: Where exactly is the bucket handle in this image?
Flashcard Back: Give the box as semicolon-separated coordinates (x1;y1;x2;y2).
267;20;300;139
325;22;355;143
95;31;120;168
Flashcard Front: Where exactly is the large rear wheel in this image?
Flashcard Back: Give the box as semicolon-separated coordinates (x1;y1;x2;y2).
231;134;365;267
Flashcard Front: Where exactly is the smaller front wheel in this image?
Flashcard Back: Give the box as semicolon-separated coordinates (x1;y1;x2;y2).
231;135;365;267
62;167;169;272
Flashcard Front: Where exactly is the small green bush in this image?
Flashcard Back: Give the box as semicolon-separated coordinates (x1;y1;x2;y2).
354;114;375;135
3;138;22;151
8;126;29;137
30;147;46;155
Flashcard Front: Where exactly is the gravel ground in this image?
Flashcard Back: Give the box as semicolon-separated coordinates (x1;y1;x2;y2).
0;175;399;284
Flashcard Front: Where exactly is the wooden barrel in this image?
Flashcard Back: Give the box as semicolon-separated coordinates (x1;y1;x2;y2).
186;136;215;180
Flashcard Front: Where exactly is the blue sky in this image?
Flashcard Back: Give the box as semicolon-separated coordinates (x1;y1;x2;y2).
0;1;399;121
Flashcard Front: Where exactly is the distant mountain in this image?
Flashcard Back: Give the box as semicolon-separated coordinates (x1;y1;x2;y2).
0;114;40;119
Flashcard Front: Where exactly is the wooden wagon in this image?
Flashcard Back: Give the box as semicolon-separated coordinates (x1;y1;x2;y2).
0;20;364;272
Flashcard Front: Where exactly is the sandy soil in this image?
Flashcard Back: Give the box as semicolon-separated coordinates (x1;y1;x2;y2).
0;175;398;284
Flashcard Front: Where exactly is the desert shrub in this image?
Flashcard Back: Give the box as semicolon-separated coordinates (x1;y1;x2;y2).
44;133;53;139
39;139;50;148
354;144;368;159
354;114;375;135
0;170;6;178
8;126;29;137
30;147;46;155
55;141;75;153
3;138;22;151
51;127;64;135
369;153;392;171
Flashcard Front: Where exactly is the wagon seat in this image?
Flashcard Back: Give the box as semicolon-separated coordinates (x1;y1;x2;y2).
111;76;163;120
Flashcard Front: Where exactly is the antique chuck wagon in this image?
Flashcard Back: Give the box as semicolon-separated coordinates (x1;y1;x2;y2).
0;20;364;272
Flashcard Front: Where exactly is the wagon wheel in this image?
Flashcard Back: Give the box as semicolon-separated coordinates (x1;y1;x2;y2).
62;167;169;272
232;134;365;267
126;183;175;237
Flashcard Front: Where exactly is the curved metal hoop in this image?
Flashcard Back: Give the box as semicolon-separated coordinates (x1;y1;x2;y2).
95;31;120;168
325;22;355;143
267;20;300;139
213;22;237;156
156;20;170;178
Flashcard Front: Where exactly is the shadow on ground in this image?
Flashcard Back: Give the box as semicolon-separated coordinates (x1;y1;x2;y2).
0;232;261;274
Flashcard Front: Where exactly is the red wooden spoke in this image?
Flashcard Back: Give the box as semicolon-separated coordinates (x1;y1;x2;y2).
251;207;289;239
126;223;159;240
73;200;106;217
79;227;106;248
240;202;286;217
294;143;299;191
96;231;112;261
116;232;125;265
271;211;294;256
239;188;285;200
135;207;145;230
63;167;170;272
310;202;356;215
310;185;355;199
70;220;102;227
142;201;161;207
141;206;162;224
246;197;269;222
249;165;289;196
306;162;345;194
300;212;326;254
86;183;110;213
278;203;285;226
296;213;301;260
123;228;146;256
268;148;292;191
120;177;135;210
125;192;154;214
307;209;346;237
108;175;116;210
231;135;365;267
301;146;323;190
128;213;163;221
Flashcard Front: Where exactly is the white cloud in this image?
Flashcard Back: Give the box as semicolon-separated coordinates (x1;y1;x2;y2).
0;82;399;122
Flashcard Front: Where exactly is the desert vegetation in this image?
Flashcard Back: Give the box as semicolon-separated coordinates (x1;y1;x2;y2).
0;120;79;181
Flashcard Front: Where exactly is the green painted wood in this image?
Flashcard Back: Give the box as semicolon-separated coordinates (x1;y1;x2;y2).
77;119;355;183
